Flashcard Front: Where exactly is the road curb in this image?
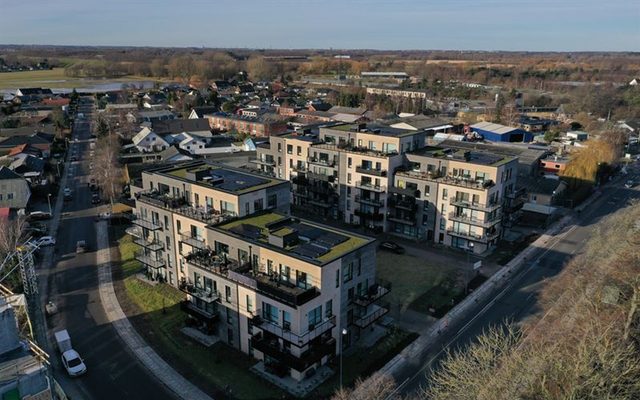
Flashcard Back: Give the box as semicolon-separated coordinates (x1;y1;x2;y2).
95;220;213;400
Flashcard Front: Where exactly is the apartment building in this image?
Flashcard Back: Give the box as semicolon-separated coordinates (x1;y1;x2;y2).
131;161;290;284
178;212;387;382
390;146;518;254
255;123;427;231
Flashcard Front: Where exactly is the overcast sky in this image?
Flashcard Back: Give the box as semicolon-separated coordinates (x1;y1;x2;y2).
1;0;638;51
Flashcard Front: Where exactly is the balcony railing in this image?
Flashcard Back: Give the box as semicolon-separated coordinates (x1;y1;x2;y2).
179;280;220;303
254;315;336;347
355;166;387;177
388;186;419;197
135;251;165;269
254;273;320;307
252;158;276;166
307;157;336;167
308;198;335;208
291;164;307;172
354;209;384;221
133;237;164;252
307;185;336;196
449;198;501;212
251;332;335;372
353;280;391;307
129;213;163;231
446;228;500;243
387;197;416;211
307;171;335;183
179;232;207;250
354;195;385;207
448;212;501;228
440;175;495;190
353;302;390;329
355;181;386;193
137;191;237;224
387;215;416;225
180;300;219;321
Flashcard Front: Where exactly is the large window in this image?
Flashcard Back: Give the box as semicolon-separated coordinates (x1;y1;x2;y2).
343;262;353;282
308;306;322;329
296;270;309;289
263;302;279;324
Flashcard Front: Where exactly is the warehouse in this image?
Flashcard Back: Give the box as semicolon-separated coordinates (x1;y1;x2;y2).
471;121;533;143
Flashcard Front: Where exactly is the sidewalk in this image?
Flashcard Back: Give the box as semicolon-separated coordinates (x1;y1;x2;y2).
95;220;213;400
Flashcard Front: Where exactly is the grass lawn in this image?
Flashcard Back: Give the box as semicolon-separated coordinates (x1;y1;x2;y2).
114;229;285;400
376;251;455;313
0;68;157;89
314;327;418;398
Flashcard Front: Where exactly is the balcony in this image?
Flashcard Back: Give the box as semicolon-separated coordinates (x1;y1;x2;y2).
307;157;335;168
255;315;336;347
354;209;384;221
354;195;385;208
251;332;336;372
387;215;416;226
448;212;501;228
291;175;308;185
388;186;419;197
355;181;386;193
179;232;207;250
353;280;391;307
179;280;220;303
355;166;387;177
291;164;307;172
307;171;335;183
440;175;495;190
135;251;165;269
307;185;335;196
129;213;163;231
137;191;236;224
133;237;164;252
449;198;501;212
446;228;500;243
180;300;219;321
353;302;390;329
387;197;416;211
308;198;335;208
253;158;276;166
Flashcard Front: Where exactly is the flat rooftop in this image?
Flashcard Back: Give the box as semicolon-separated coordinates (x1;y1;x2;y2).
149;161;285;195
409;146;517;167
323;123;418;138
215;212;373;265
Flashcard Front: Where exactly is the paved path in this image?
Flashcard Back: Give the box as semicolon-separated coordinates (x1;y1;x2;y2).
95;220;213;400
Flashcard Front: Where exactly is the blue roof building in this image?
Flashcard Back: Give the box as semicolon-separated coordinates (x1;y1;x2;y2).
471;121;533;143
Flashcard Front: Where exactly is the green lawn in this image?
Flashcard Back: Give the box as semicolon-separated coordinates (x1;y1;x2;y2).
115;233;285;399
0;68;157;89
376;251;454;313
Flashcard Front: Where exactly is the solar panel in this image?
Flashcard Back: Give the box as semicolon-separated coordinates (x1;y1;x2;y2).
292;243;329;259
229;224;263;240
316;231;348;247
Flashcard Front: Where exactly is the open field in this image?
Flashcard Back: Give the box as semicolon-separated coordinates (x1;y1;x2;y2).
0;68;158;90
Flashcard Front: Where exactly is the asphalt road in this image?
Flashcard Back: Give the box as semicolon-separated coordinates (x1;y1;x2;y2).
47;99;174;400
396;168;640;397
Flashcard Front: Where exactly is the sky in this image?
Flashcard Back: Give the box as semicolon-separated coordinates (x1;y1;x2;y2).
1;0;638;51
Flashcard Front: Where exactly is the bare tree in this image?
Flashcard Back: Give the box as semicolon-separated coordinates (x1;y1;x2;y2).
93;135;124;210
332;373;399;400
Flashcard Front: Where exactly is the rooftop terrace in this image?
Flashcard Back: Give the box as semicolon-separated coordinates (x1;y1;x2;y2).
409;146;516;167
323;123;418;138
215;212;372;265
149;161;285;195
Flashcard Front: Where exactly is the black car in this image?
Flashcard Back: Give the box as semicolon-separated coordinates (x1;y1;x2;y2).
379;241;405;254
27;211;52;221
91;194;101;204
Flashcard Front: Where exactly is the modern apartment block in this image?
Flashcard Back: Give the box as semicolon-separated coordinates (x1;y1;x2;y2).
130;160;390;382
130;161;290;284
255;123;427;231
390;146;518;254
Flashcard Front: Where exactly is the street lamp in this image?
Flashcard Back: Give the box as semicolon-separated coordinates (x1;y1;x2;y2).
339;328;348;389
47;193;52;215
466;242;474;294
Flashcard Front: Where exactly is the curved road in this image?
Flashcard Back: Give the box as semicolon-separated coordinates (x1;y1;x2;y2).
47;98;174;400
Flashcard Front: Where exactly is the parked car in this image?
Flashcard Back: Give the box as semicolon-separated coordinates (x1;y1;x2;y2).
61;349;87;377
37;236;56;246
70;155;78;162
27;211;52;221
378;241;405;254
76;240;87;253
91;193;101;204
624;180;634;188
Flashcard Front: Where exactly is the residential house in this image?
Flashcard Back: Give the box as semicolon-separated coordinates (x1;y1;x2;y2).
540;155;569;176
158;146;194;163
0;167;31;209
15;88;53;97
0;134;52;158
132;127;170;153
135;110;176;124
189;106;219;119
151;118;212;137
205;112;288;137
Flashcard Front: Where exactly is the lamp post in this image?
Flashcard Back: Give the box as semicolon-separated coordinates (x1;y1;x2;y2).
466;242;474;294
339;328;348;389
47;193;52;215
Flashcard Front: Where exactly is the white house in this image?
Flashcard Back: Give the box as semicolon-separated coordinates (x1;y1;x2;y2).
132;127;169;153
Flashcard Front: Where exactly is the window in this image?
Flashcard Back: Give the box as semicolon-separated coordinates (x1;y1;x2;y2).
346;200;351;211
325;300;333;318
279;264;290;283
296;270;309;289
267;259;274;275
227;328;234;345
343;262;353;282
348;157;352;168
165;235;171;250
267;194;277;209
424;185;430;196
357;259;362;276
263;302;279;324
164;215;169;230
442;188;448;200
308;306;322;329
348;287;354;303
245;202;250;215
226;307;233;324
347;173;352;184
225;285;232;303
254;198;264;211
277;143;282;153
246;295;253;313
440;218;446;230
283;311;291;331
336;269;340;288
297;146;302;156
